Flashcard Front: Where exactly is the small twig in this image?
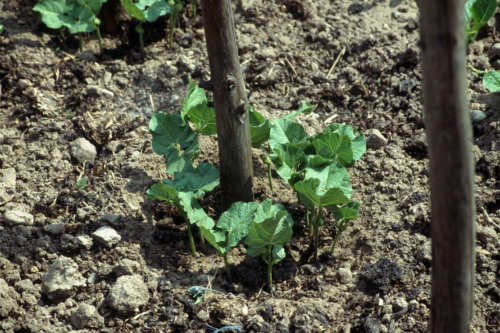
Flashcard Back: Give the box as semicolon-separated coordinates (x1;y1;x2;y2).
285;58;298;76
482;206;500;227
360;77;370;98
149;93;155;113
267;62;275;78
326;46;346;78
124;311;149;323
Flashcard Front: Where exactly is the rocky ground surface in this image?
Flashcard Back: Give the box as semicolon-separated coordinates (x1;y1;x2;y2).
1;0;500;332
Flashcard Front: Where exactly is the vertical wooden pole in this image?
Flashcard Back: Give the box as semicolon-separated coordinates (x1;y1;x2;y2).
419;1;475;332
200;0;254;210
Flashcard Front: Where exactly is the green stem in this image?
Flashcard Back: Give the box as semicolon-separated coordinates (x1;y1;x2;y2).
199;228;207;253
192;0;197;18
267;245;273;285
139;32;144;52
467;65;489;75
314;224;319;263
331;226;342;255
296;191;301;205
78;32;83;52
223;253;233;283
96;26;102;50
60;27;64;38
185;217;197;257
169;12;178;49
268;164;273;192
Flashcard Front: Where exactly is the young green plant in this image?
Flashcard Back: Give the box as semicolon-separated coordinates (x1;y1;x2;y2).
198;201;259;282
465;0;496;46
245;199;294;285
147;78;218;257
167;0;184;48
33;0;99;51
120;0;172;52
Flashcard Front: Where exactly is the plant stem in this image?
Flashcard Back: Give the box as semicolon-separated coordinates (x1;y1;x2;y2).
185;217;197;257
139;32;144;52
314;223;319;263
267;245;273;285
192;0;197;18
96;26;102;50
60;27;64;38
223;253;233;283
467;65;488;75
331;227;341;255
78;32;83;52
268;164;273;192
199;228;207;253
169;12;178;49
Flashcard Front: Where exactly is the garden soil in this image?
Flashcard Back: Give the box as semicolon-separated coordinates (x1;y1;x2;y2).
1;0;500;332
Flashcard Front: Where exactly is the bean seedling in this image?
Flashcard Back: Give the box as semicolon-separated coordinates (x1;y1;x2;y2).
120;0;172;52
245;199;294;285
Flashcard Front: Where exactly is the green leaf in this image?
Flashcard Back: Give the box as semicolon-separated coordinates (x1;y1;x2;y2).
33;0;77;29
269;118;309;151
470;0;496;26
283;100;315;121
216;201;259;250
245;199;293;259
135;0;173;22
180;77;207;123
294;178;350;209
188;103;217;136
170;162;220;192
0;25;3;35
120;0;146;21
312;131;354;166
146;183;178;203
270;144;307;186
198;217;224;253
68;6;97;33
163;147;196;174
149;113;198;157
332;201;360;222
270;244;286;265
483;71;500;92
176;191;209;223
304;161;353;199
77;0;108;14
249;106;271;148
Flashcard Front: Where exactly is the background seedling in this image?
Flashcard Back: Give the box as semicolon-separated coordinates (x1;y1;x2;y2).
168;0;184;48
245;199;293;285
120;0;172;52
33;0;101;52
465;0;496;46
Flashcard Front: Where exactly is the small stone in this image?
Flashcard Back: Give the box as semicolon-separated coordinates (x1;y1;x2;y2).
70;303;104;329
17;79;32;91
0;278;19;318
196;310;210;322
60;234;79;249
92;226;121;247
0;168;16;186
103;72;112;86
392;297;407;312
477;226;497;244
196;274;215;284
241;304;248;316
2;211;34;226
416;241;432;264
490;43;500;57
365;317;382;333
87;85;103;97
381;313;391;324
107;275;150;315
77;51;98;62
365;129;388;150
471;110;486;122
75;235;93;250
255;47;277;60
337;267;353;284
408;300;419;312
42;256;86;300
43;223;66;237
71;138;97;165
177;55;196;73
112;259;141;277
